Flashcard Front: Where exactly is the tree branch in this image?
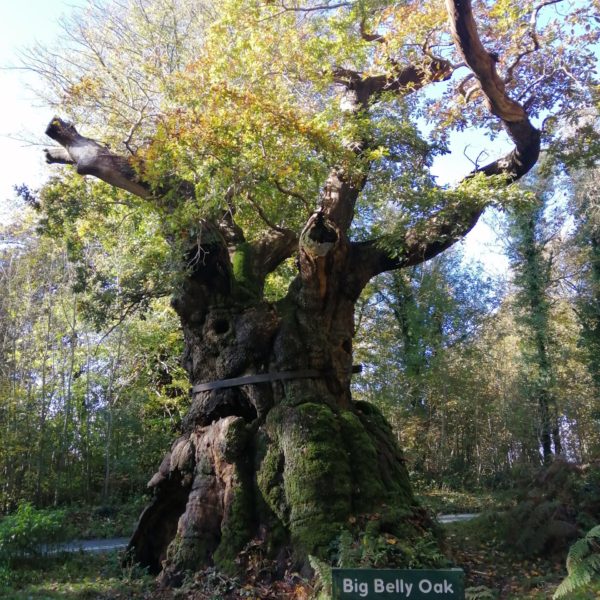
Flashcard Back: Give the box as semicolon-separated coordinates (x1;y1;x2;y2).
359;18;385;44
279;1;351;11
251;229;299;281
324;59;455;232
274;180;311;211
446;0;540;179
332;59;454;111
44;146;75;165
246;193;289;234
349;195;485;297
260;0;351;21
348;0;542;291
45;117;151;199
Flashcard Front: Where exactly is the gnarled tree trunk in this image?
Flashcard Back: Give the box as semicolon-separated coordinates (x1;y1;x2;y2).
127;214;420;585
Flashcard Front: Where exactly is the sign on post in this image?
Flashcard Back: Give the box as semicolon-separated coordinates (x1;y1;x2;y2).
332;568;464;600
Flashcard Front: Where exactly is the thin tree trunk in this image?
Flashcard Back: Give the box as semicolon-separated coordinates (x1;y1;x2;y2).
36;307;53;504
103;327;123;502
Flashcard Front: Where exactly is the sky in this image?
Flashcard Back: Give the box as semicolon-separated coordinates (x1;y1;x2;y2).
0;0;509;274
0;0;86;224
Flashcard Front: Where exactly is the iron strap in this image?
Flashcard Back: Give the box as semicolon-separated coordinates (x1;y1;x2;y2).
191;365;362;394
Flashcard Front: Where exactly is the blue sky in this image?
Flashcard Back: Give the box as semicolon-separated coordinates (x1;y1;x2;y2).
0;0;509;273
0;0;86;223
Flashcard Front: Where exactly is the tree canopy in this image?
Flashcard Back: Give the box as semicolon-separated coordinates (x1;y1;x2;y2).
30;0;598;307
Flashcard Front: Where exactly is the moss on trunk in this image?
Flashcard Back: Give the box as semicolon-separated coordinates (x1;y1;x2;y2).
263;403;353;557
131;224;436;587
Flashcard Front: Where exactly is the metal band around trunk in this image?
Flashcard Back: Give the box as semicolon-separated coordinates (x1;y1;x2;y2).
192;365;362;394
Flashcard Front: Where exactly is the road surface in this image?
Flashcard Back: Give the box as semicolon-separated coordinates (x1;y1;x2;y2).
42;537;129;554
437;513;479;524
44;516;478;555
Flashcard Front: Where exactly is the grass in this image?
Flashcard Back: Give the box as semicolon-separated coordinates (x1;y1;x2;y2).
0;552;162;600
1;522;598;600
1;490;598;599
415;487;517;515
0;499;169;600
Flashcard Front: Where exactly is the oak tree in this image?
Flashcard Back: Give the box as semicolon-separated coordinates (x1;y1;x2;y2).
32;0;598;585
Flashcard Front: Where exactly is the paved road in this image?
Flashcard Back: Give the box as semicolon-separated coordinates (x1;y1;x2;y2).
42;537;129;555
43;516;477;555
437;513;479;524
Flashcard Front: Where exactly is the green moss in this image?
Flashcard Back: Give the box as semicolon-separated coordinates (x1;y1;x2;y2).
166;533;207;572
257;433;288;523
253;401;427;568
276;403;352;558
213;469;254;574
197;453;214;476
231;242;261;300
214;420;255;574
221;417;249;462
339;410;386;513
354;401;413;505
255;430;289;556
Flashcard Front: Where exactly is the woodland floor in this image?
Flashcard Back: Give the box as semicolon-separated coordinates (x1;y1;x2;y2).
426;489;599;599
1;490;599;599
0;535;576;600
445;519;568;599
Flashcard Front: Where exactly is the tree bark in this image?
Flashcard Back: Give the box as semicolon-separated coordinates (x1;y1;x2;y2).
125;211;424;585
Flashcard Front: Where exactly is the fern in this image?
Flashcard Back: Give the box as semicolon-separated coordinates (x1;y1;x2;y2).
585;524;600;539
554;524;600;599
309;554;332;600
566;540;591;570
465;585;496;599
336;530;357;568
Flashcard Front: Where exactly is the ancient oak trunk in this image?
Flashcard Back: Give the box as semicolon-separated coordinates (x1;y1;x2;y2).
127;213;418;584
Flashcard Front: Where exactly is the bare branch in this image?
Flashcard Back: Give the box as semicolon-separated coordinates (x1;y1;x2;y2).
458;72;479;102
45;117;151;199
459;145;489;170
349;0;543;290
529;0;564;50
517;67;555;103
503;1;564;85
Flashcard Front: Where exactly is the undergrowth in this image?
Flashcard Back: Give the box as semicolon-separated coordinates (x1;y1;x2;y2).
0;551;156;599
63;496;147;539
0;503;72;565
554;524;600;599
